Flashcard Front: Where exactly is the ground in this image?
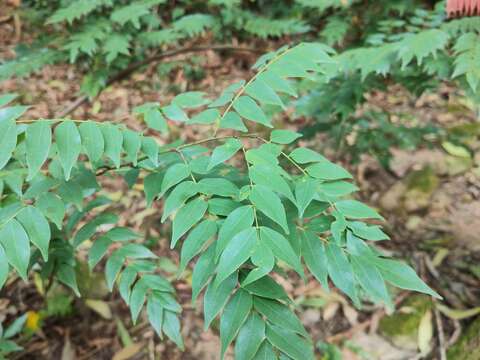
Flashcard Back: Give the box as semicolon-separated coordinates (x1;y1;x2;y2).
1;11;480;360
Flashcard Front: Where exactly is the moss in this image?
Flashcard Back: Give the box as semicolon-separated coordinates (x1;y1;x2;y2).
406;167;439;193
447;317;480;360
379;295;433;350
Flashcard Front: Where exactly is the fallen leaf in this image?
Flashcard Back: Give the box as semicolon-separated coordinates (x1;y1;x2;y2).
85;299;112;319
112;343;144;360
436;304;480;320
417;310;432;356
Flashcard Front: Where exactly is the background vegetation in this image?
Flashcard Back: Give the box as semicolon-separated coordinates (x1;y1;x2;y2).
0;0;479;359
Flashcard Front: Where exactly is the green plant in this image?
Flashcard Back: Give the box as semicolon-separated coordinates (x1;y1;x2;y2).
0;43;439;359
0;314;27;359
297;4;480;164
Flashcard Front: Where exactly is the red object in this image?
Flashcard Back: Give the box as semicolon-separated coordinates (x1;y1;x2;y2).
447;0;480;17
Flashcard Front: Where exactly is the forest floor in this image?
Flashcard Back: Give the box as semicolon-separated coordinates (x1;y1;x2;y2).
1;14;480;360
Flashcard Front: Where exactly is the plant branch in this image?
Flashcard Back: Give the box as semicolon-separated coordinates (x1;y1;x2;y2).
55;44;264;118
94;133;261;176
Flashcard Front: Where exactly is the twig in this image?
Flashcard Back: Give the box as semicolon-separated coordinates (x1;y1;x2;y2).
55;45;264;118
434;306;447;360
447;319;462;347
94;134;261;176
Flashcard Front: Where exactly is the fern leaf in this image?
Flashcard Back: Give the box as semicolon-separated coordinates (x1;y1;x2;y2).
47;0;113;24
397;29;450;67
452;32;480;92
172;14;216;37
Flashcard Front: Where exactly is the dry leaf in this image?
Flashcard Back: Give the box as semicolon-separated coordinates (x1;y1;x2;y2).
417;310;433;356
113;343;145;360
85;299;112;319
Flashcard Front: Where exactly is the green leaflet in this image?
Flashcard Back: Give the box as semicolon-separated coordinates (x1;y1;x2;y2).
147;292;164;338
270;129;301;144
145;108;168;134
253;297;307;337
163;310;184;350
197;178;239;198
295;178;317;218
234;313;265;360
0;245;9;289
325;243;359;305
122;129;141;165
348;221;389;241
259;227;304;278
105;252;124;291
144;172;163;207
233;96;272;127
162;181;198;222
252;341;277;360
207;138;242;171
57;263;80;296
318;181;358;197
88;236;112;270
220;289;252;358
215;227;257;287
179;219;217;272
171;197;208;248
160;163;190;197
301;231;329;290
249;164;295;204
258;71;297;97
215;205;255;261
250;185;289;234
0;93;17;107
0;106;24;170
26;121;51;180
0;219;30;280
16;206;50;261
162;103;188;122
105;227;140;241
188;108;220;125
265;323;314;360
79;121;104;164
191;245;216;302
245;79;284;108
373;258;441;298
219;111;247;132
351;254;392;307
289;147;327;164
54;120;81;180
209;198;241;216
242;242;275;286
242;275;289;301
101;123;123;168
203;272;237;330
36;193;65;229
141;136;159;166
334;199;383;220
173;91;210;108
306;161;352;180
129;279;147;323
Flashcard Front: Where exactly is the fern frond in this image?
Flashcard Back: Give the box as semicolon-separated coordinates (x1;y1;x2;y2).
47;0;113;24
452;32;480;92
243;17;310;39
172;14;216;37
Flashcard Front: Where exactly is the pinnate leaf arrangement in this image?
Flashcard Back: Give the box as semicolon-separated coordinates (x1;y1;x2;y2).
0;43;440;359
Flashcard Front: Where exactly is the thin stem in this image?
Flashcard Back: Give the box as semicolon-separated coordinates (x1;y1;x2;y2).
177;149;197;183
241;145;260;229
94;134;261;176
280;151;308;176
